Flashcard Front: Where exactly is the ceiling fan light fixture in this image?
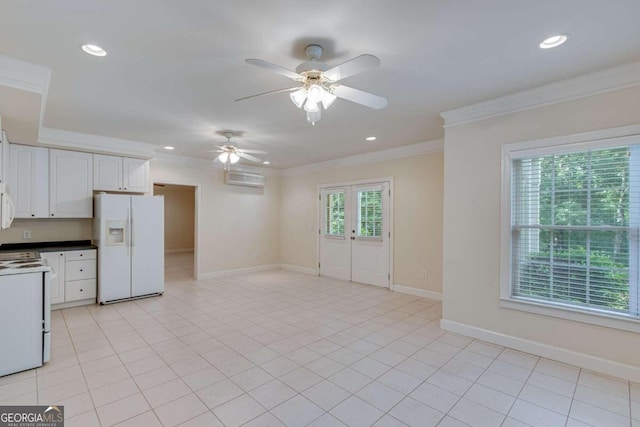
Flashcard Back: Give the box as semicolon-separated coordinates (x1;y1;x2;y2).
218;152;229;163
307;84;323;105
321;90;337;110
304;100;320;113
306;110;321;125
290;88;307;109
229;152;240;164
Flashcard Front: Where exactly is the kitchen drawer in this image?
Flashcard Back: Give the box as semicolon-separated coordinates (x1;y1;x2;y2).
65;279;96;302
65;249;96;261
65;260;96;281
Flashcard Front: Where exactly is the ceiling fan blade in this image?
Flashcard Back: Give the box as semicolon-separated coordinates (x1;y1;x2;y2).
323;54;381;82
235;87;299;102
237;152;262;163
245;59;303;80
332;85;388;109
238;149;267;154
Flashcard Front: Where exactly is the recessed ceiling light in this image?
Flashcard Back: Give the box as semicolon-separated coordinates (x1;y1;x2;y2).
365;136;377;141
263;161;270;165
539;34;568;49
81;44;107;57
163;146;174;150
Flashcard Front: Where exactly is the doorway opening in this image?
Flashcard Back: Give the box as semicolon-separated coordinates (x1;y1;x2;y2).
318;178;393;288
153;182;199;280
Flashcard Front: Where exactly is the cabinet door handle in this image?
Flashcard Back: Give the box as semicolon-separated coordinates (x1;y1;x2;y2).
80;254;83;257
80;269;83;272
51;213;55;217
31;214;35;217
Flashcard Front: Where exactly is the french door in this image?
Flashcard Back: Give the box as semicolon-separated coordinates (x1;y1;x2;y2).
319;182;390;287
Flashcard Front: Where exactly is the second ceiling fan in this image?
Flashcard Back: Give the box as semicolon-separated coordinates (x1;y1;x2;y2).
210;132;266;170
236;44;387;125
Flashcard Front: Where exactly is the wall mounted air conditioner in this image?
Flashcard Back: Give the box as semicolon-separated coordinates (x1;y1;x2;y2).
224;170;265;188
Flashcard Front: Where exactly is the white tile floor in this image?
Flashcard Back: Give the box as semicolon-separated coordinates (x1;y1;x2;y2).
1;253;638;427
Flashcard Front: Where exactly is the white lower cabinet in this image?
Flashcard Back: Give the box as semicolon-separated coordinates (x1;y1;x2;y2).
65;279;96;301
43;249;97;308
41;252;65;304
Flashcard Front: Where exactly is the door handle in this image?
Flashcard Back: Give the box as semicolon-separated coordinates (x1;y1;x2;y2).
350;237;355;240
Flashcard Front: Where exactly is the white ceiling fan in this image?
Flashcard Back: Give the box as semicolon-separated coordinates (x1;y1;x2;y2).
210;132;266;170
236;44;387;125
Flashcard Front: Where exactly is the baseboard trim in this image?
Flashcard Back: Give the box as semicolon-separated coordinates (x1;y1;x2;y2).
280;264;319;275
199;264;280;279
51;299;96;310
440;319;640;383
165;248;194;254
393;284;442;301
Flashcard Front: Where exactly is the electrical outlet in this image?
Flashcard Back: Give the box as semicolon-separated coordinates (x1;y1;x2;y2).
421;270;428;279
23;230;32;240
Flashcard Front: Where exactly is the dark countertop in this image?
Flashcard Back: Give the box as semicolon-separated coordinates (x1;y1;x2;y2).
0;240;97;253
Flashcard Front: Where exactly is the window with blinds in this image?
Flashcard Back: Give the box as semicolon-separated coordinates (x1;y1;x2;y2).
358;190;383;238
511;145;639;318
324;191;345;236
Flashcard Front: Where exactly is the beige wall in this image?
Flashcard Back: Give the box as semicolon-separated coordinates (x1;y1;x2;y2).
150;160;281;275
153;184;195;252
0;218;92;244
280;150;444;293
442;86;640;368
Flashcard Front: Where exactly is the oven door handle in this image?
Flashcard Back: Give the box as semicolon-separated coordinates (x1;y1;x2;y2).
48;266;57;280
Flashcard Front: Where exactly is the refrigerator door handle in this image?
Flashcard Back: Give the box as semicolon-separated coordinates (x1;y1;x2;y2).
126;208;131;257
130;208;134;257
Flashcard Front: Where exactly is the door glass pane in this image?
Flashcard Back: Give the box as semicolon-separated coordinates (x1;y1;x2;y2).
358;190;382;237
324;192;345;236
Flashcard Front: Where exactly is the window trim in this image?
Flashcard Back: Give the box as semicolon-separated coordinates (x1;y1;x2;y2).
500;125;640;333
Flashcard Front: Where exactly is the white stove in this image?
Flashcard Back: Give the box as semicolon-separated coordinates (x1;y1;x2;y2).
0;250;52;376
0;251;50;275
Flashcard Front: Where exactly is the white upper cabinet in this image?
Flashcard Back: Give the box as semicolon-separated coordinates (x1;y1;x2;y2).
9;144;49;218
122;158;149;192
93;154;123;191
94;155;149;193
49;149;93;218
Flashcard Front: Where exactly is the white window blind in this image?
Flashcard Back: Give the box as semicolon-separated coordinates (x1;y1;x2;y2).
511;145;640;318
358;189;383;238
324;191;345;236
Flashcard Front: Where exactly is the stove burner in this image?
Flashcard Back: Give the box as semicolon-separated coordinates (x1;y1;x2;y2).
0;251;38;261
8;259;41;264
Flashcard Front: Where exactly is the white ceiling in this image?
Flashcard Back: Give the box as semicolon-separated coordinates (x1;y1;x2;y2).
1;0;639;168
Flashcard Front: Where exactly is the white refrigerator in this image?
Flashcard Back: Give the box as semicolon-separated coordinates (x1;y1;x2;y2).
95;194;164;304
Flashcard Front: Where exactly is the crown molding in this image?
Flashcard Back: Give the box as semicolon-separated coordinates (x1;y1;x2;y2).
281;139;444;177
38;127;157;158
151;152;279;176
0;54;51;129
0;55;50;94
440;60;640;128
